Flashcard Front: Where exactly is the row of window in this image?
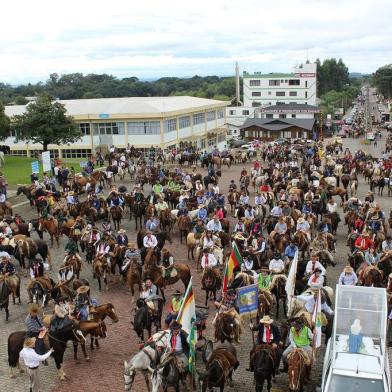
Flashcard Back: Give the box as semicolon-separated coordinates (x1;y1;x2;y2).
249;79;307;87
62;149;92;158
252;91;300;97
252;101;308;107
128;121;160;135
93;122;125;135
265;114;296;119
229;109;250;116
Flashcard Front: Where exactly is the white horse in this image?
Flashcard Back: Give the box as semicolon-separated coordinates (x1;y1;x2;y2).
124;330;169;392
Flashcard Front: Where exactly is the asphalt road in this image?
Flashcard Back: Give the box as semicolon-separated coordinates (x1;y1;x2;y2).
0;131;391;392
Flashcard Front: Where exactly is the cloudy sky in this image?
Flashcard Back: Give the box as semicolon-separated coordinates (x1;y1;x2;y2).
1;0;391;84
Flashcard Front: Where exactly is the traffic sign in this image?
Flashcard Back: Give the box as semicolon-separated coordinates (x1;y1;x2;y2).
31;161;39;174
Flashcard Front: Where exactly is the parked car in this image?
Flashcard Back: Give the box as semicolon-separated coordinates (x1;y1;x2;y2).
229;139;247;148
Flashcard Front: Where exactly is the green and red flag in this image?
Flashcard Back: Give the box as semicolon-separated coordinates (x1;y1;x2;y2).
223;242;243;292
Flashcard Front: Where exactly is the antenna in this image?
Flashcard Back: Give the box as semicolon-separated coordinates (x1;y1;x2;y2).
235;61;243;106
306;48;309;62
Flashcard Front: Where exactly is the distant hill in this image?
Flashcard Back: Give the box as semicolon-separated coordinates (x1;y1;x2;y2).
349;72;370;78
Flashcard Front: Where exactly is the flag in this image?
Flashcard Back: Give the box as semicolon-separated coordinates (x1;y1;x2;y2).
236;284;258;316
312;289;322;349
176;278;196;374
285;250;298;317
223;242;243;292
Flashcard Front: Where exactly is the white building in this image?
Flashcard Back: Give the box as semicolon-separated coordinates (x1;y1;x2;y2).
258;103;320;119
4;96;228;158
243;63;317;107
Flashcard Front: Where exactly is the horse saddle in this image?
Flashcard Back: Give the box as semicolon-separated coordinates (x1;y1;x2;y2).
33;277;53;291
50;315;72;334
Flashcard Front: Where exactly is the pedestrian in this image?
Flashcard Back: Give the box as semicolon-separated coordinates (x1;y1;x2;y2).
19;335;54;392
374;139;377;147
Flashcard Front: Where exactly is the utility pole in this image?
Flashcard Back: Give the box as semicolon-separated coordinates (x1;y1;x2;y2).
319;111;323;141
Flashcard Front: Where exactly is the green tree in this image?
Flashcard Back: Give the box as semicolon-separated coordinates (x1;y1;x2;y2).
14;96;28;105
317;58;349;96
11;94;81;151
372;64;392;98
0;103;10;140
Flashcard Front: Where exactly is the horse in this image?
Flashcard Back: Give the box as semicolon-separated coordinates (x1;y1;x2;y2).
293;231;310;260
362;268;383;287
177;215;192;243
132;202;146;229
258;291;274;319
271;276;287;318
126;258;142;297
159;209;173;233
131;298;163;342
110;205;123;231
143;263;190;303
287;348;311;392
8;318;84;380
214;312;241;343
349;251;365;272
186;232;199;260
0;275;21;321
27;276;53;306
253;346;275;392
228;191;239;214
38;217;60;247
92;255;111;291
198;343;239;392
201;267;222;306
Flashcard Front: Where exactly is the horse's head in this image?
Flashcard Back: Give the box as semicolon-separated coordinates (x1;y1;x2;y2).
16;186;25;196
105;303;119;323
148;365;163;392
123;361;136;391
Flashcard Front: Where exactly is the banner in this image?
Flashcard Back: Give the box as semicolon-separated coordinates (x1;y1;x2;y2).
31;161;39;174
236;284;258;316
285;250;298;317
42;151;51;173
223;242;243;292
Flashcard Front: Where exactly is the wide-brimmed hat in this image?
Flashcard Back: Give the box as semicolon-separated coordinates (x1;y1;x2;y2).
24;337;36;348
162;248;169;253
76;285;89;294
28;303;41;315
127;242;136;248
198;204;205;208
118;229;126;234
0;251;11;259
311;252;319;258
344;266;353;274
298;217;305;223
362;232;370;236
68;191;75;196
170;320;182;330
260;315;274;324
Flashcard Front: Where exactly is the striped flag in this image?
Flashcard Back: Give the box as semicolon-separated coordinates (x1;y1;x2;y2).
312;289;322;349
176;278;196;374
223;242;243;292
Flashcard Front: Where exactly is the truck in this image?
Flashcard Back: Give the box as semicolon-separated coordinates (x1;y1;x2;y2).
320;285;391;392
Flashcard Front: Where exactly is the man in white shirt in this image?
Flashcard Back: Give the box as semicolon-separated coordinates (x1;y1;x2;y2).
269;253;285;274
294;292;334;315
296;217;311;241
206;217;222;233
254;192;267;207
244;205;255;220
305;254;326;277
19;336;54;392
270;205;282;217
201;249;218;269
307;269;324;289
143;232;158;249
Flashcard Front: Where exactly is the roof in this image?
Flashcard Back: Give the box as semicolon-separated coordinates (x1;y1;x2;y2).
5;96;228;119
241;118;315;131
260;103;320;113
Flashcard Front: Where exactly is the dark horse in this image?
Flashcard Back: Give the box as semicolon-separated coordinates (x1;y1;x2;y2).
131;298;163;342
8;317;83;380
201;268;221;306
0;276;21;321
110;205;123;231
253;347;275;392
271;276;287;318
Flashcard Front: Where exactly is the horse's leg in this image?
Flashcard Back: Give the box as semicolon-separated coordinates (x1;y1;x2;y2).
5;303;9;321
205;290;208;307
143;372;151;392
97;277;102;291
73;342;79;361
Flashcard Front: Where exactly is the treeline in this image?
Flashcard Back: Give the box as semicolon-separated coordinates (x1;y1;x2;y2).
0;74;238;104
371;64;392;99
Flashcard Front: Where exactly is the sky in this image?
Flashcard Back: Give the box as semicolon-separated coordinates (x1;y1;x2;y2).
1;0;391;84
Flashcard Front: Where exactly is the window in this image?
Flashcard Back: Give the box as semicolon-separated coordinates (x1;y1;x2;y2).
217;109;224;119
252;102;261;107
266;114;273;118
279;114;287;118
305;81;308;88
269;80;280;86
9;129;17;137
179;116;190;129
208;137;216;147
292;114;296;118
199;139;206;149
78;123;90;135
62;149;92;158
280;80;284;83
252;92;261;97
128;121;160;135
289;91;297;97
289;79;300;86
249;80;260;86
8;149;27;156
276;91;286;96
242;110;249;115
268;91;271;95
207;111;216;121
49;150;59;158
164;119;177;133
305;91;308;98
285;80;288;83
282;131;292;138
193;113;205;125
229;110;236;116
93;122;125;135
217;133;226;142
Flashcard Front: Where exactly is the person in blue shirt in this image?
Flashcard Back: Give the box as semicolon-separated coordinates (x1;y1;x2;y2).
284;241;298;263
197;205;208;222
216;194;225;206
302;202;313;215
177;203;188;217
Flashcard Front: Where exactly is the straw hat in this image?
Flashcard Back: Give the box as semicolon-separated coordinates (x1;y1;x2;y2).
118;229;126;234
24;337;36;348
127;242;136;249
298;217;305;223
259;315;274;324
68;191;75;196
76;285;89;295
162;248;169;254
344;266;353;274
28;303;41;315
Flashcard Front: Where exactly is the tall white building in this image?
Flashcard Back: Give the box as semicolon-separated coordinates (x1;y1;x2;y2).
243;63;317;107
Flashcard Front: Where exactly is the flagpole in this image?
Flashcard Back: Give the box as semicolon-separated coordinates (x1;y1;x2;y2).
311;289;320;363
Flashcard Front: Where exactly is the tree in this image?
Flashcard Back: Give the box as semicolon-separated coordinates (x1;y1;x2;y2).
372;65;392;98
317;58;349;96
11;94;81;151
0;103;10;140
14;96;28;105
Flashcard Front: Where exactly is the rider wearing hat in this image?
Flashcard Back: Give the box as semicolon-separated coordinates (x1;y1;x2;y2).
257;266;272;291
165;290;183;328
25;304;48;356
116;229;128;246
0;251;16;276
75;286;91;320
305;253;326;278
140;276;158;312
168;320;190;375
247;315;282;372
338;265;358;286
307;268;324;290
161;248;176;280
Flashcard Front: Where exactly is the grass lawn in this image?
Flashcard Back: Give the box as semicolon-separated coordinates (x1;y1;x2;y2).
2;156;87;186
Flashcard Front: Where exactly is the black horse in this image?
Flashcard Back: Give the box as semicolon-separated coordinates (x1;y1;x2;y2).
131;299;163;342
253;348;275;392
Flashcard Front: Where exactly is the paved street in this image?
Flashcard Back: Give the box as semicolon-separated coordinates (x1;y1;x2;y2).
0;129;391;392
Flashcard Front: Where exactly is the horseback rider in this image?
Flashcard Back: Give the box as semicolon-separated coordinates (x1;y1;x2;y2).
354;231;373;254
0;252;16;275
29;257;45;279
156;197;169;213
270;216;287;244
124;242;141;265
167;320;190;376
145;215;160;233
247;315;282;373
140;276;159;315
116;229;128;247
161;248;176;279
64;237;82;264
239;190;249;206
66;191;78;207
310;232;333;263
108;191;124;212
233;217;246;234
25;304;48;356
206;216;222;233
258;266;272;290
296;217;311;241
338;265;358;286
307;268;324;290
229;179;237;192
74;286;91;320
196;204;208;222
164;290;183;328
142;230;158;261
201;248;219;275
102;220;113;237
284;241;298;266
282;319;313;373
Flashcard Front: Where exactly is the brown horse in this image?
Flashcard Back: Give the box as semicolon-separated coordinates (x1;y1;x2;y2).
73;320;107;361
213;312;242;343
344;210;358;234
110;205;123;230
143;263;190;303
201;267;221;306
92;255;111;291
38;217;60;247
258;290;274;318
126;259;142;297
186;232;199;260
63;255;82;279
159;209;172;232
0;275;21;321
362;267;383;287
178;215;192;243
287;348;311;392
228;191;239;214
293;231;310;260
